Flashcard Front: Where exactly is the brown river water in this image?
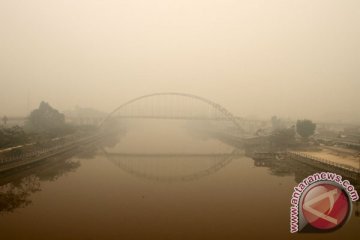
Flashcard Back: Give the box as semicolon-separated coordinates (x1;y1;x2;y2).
0;120;359;239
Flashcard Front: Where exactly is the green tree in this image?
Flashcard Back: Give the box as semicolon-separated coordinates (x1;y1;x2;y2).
270;127;296;148
0;126;28;148
296;119;316;139
25;101;71;136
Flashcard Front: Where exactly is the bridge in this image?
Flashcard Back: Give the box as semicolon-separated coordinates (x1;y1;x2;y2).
0;92;266;174
3;93;269;133
98;92;272;149
100;92;263;133
94;93;264;182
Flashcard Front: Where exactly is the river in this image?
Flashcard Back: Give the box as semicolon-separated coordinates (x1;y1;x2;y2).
0;120;359;239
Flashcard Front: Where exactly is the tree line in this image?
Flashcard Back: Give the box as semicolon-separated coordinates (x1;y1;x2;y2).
270;116;316;148
0;102;76;149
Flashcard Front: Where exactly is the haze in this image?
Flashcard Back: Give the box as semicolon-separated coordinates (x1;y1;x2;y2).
1;0;359;123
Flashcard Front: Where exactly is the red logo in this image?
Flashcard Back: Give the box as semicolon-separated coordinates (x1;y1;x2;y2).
301;183;350;231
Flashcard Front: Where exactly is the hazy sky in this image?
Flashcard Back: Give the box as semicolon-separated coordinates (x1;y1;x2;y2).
1;0;359;122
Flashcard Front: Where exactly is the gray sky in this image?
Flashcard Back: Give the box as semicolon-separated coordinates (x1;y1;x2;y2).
1;0;359;123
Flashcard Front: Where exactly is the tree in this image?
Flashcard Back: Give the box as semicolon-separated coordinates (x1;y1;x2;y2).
270;127;296;148
296;119;316;139
0;126;28;148
24;101;70;136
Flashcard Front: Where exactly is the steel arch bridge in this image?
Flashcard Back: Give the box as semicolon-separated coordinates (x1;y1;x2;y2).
101;92;244;133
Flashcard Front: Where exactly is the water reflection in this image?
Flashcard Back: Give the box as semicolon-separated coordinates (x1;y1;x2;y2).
0;126;359;239
100;120;236;182
0;155;81;214
103;150;242;182
0;176;40;213
250;153;360;218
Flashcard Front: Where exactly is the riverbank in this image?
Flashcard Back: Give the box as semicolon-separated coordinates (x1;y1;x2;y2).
294;146;360;170
0;133;106;174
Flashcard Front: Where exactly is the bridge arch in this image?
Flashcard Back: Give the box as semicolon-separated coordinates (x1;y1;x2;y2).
101;92;244;132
